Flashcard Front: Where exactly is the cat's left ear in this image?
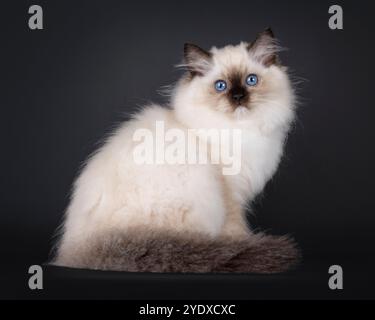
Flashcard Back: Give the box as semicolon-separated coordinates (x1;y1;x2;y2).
184;43;212;76
248;28;280;67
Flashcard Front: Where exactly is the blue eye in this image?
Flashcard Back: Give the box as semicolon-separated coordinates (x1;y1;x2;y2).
246;74;258;86
215;80;227;92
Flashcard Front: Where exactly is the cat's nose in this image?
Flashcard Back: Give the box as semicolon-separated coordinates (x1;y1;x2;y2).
232;93;245;102
230;87;247;103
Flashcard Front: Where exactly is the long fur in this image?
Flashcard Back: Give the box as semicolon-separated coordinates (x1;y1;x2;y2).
53;29;299;273
53;228;300;273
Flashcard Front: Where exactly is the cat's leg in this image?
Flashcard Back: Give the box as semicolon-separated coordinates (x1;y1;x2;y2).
53;147;125;267
219;175;251;239
133;163;227;237
220;204;250;238
53;193;118;267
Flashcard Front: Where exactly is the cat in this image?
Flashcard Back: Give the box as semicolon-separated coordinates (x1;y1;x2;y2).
52;28;299;273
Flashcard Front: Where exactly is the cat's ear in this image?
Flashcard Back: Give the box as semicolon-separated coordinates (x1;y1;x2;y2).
183;43;212;76
247;28;280;67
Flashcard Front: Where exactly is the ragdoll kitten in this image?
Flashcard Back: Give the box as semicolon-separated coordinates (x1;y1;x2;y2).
53;28;299;273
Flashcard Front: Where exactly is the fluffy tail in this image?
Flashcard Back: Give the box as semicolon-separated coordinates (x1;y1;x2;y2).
54;229;300;273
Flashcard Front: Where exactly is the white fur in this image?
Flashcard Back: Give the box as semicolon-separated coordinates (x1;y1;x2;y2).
55;42;296;265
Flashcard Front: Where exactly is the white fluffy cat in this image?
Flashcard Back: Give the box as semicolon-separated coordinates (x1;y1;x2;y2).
53;29;298;273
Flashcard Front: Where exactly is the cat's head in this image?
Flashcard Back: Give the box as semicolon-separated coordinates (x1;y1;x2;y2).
173;28;295;129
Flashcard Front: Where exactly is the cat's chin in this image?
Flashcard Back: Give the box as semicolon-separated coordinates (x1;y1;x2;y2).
232;105;250;119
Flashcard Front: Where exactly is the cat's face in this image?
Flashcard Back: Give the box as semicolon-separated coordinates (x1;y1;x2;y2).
173;29;295;127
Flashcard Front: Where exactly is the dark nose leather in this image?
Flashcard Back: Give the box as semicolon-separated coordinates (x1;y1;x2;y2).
230;87;247;103
232;93;245;102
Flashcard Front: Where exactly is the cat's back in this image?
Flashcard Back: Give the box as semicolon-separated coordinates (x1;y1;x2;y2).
71;104;177;204
110;104;175;149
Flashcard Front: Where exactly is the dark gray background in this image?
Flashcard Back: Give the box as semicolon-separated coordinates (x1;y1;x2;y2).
1;0;375;299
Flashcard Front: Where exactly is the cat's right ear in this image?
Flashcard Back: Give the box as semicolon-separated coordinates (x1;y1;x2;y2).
183;43;212;76
248;28;280;67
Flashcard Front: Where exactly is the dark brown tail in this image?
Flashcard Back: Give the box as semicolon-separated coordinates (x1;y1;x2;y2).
55;228;300;273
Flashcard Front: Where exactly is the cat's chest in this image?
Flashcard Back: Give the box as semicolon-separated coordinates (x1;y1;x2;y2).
224;128;285;201
241;129;282;164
